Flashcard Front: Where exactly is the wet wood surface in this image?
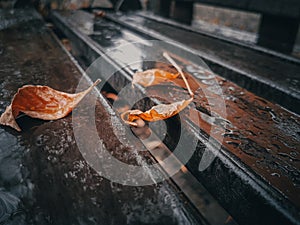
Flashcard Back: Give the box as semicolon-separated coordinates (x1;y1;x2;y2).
107;12;300;114
0;9;203;225
50;10;300;225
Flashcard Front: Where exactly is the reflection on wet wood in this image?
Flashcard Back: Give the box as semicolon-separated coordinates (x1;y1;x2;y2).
50;10;300;225
0;8;202;225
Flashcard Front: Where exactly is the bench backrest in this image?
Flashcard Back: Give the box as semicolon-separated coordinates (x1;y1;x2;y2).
187;0;300;18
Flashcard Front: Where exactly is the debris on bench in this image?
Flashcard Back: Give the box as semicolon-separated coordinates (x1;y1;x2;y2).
50;9;300;225
0;80;100;131
0;8;208;225
106;12;300;114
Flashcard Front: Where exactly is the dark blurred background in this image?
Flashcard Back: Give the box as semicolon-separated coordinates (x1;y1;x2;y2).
1;0;299;56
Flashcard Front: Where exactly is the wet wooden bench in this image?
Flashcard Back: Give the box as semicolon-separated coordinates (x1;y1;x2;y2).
0;8;218;225
0;5;299;225
103;11;300;115
50;9;300;225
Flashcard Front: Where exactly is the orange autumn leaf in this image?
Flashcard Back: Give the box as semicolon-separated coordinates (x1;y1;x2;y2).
121;53;194;126
132;69;179;87
0;79;100;131
121;98;193;126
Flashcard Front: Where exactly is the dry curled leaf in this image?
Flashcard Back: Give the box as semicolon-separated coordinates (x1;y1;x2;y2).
0;79;100;131
94;10;106;18
132;69;179;87
122;53;194;126
121;98;193;126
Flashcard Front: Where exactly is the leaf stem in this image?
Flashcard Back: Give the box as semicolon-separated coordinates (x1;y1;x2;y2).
120;110;138;126
163;52;194;98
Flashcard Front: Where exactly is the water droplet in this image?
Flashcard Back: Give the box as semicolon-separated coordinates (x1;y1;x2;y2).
201;79;215;85
185;65;197;73
225;96;237;102
271;172;280;177
35;134;50;147
268;110;279;123
290;151;298;157
277;152;299;161
225;141;240;148
228;86;235;92
193;72;215;80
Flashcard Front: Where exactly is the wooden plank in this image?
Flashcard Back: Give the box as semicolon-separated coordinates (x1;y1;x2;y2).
193;0;300;18
184;0;300;52
116;12;300;114
50;10;300;225
0;8;203;225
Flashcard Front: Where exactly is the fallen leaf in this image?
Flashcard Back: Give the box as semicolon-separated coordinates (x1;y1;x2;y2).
121;98;193;126
162;52;194;98
102;92;118;101
122;53;194;126
0;79;100;131
132;69;179;87
61;38;72;52
94;10;106;18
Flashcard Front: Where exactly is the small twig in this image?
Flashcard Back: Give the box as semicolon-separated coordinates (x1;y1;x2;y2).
92;79;101;87
83;79;101;95
163;52;194;98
